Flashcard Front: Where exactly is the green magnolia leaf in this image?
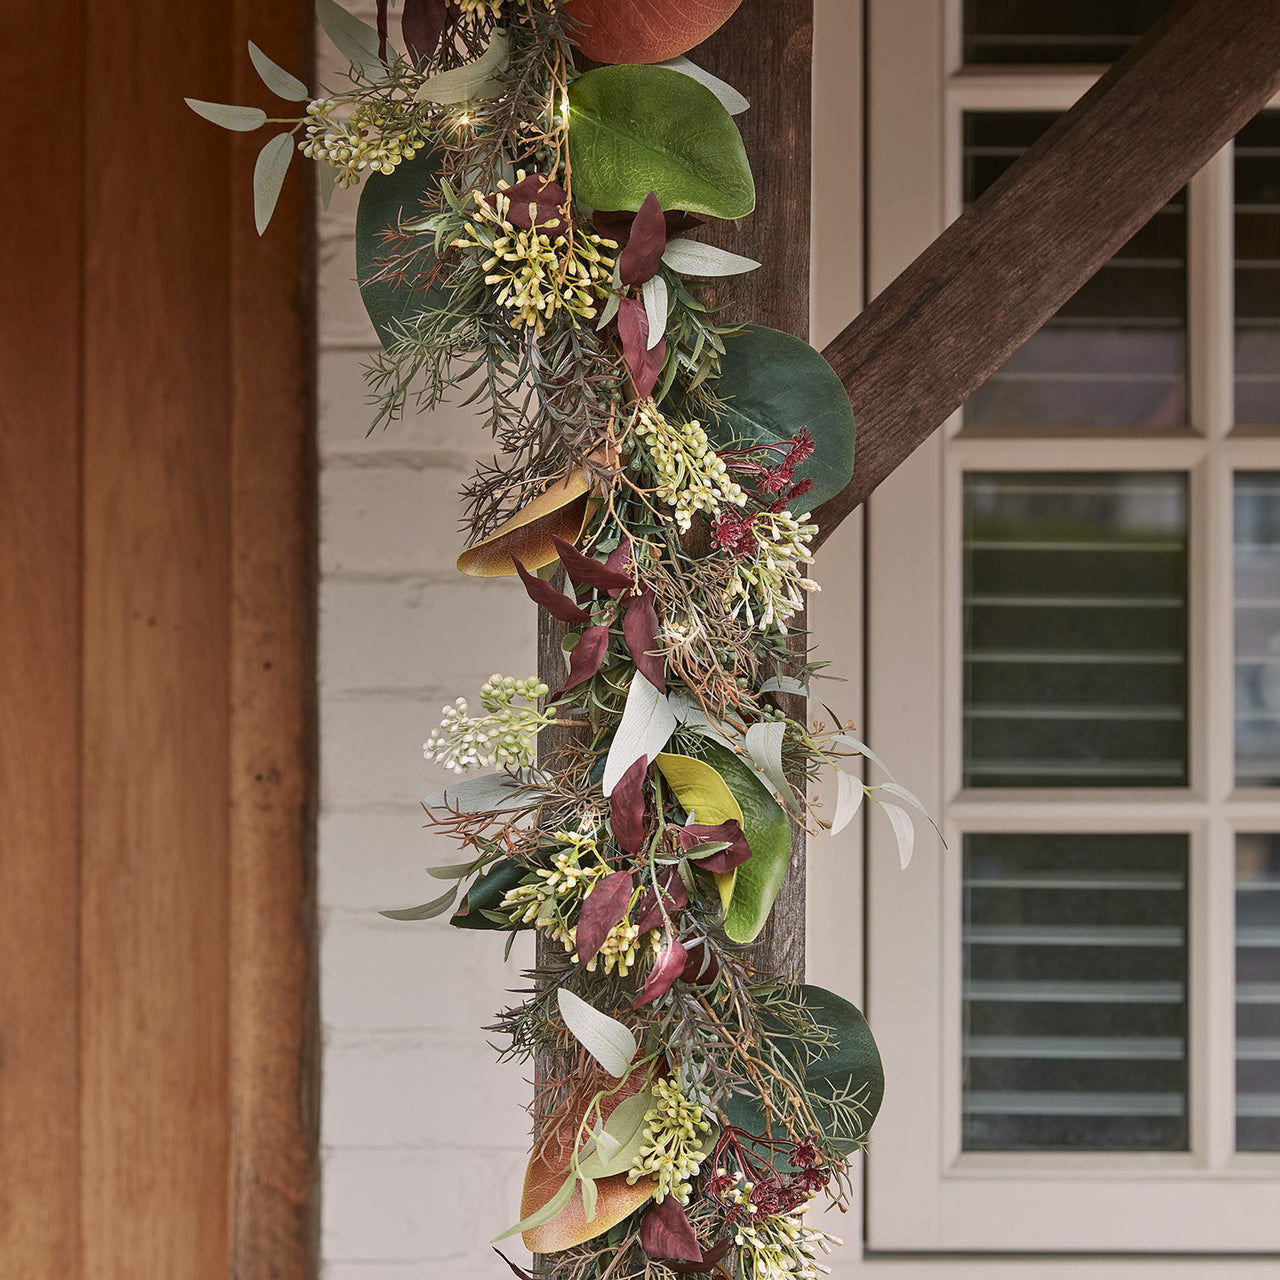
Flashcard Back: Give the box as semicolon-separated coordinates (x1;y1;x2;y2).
662;741;791;944
671;325;855;514
379;883;457;921
253;133;295;235
185;99;267;132
721;984;884;1156
356;148;447;351
449;858;529;931
248;41;309;101
567;66;754;219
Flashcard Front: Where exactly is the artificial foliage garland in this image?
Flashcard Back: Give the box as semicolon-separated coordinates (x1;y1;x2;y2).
191;3;934;1275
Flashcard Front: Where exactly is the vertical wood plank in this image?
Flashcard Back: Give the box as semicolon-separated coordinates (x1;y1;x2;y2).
80;2;233;1275
227;4;320;1276
689;0;814;981
0;1;84;1273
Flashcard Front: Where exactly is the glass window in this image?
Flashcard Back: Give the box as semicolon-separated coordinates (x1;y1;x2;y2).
963;114;1188;429
963;1;1177;66
963;833;1189;1151
1237;833;1280;1151
1235;112;1280;427
964;472;1189;787
1234;473;1280;785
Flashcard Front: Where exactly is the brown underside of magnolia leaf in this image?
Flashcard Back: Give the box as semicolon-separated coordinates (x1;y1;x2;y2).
519;1060;659;1252
562;0;745;64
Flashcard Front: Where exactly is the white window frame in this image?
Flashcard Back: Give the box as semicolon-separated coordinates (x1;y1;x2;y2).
862;0;1280;1258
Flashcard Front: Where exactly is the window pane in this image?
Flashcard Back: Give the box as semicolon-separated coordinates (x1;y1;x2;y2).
1237;834;1280;1151
963;833;1189;1151
1235;474;1280;785
964;473;1189;787
963;113;1187;429
1235;112;1280;427
963;1;1175;65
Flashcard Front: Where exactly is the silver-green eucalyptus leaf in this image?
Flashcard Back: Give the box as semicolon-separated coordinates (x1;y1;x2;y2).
415;29;510;104
491;1171;575;1243
185;99;267;132
253;133;295;235
657;55;749;115
316;0;385;81
745;721;789;803
557;989;637;1078
662;238;760;277
379;883;457;921
880;801;915;869
642;274;668;350
829;769;863;835
248;40;309;100
579;1172;598;1224
758;674;809;697
318;161;338;210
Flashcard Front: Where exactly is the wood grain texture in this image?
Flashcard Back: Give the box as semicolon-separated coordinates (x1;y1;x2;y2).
811;0;1280;544
0;1;83;1274
228;6;319;1277
80;0;233;1274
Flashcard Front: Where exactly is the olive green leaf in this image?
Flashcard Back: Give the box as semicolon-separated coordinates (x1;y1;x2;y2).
721;984;884;1156
185;100;267;131
567;66;754;219
253;133;295;236
316;0;384;82
558;990;637;1078
492;1170;575;1243
670;325;855;514
379;883;457;921
356;148;446;349
248;41;309;101
415;29;509;104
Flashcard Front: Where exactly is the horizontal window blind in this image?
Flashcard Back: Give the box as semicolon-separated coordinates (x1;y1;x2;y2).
964;473;1189;787
1237;834;1280;1151
964;833;1189;1152
962;1;1176;66
1235;112;1280;427
963;113;1187;430
1235;473;1280;786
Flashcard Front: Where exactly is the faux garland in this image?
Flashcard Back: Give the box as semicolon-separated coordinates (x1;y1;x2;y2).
190;3;933;1276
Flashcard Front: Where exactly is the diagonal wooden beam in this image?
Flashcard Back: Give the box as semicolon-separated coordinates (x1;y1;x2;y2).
811;0;1280;548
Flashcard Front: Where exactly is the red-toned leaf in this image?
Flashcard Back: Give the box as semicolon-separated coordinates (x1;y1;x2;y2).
576;870;635;966
620;191;667;286
493;1248;535;1279
376;0;389;61
605;543;636;599
610;754;649;855
634;867;689;933
634;936;688;1008
624;590;666;690
493;173;572;236
667;1237;735;1274
562;0;744;64
552;534;634;592
617;297;666;400
640;1194;702;1262
402;0;450;65
679;820;752;873
594;208;703;247
514;556;591;625
559;624;611;694
679;939;720;986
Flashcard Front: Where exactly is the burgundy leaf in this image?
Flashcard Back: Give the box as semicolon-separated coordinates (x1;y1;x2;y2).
402;0;450;65
558;624;610;695
576;870;635;967
633;936;689;1007
376;0;389;61
619;191;667;286
679;820;752;873
617;297;666;401
679;940;720;986
593;208;703;247
640;1195;703;1262
634;867;689;933
552;535;634;592
492;173;572;235
513;556;591;625
492;1247;536;1280
667;1238;735;1274
624;590;666;691
610;754;649;855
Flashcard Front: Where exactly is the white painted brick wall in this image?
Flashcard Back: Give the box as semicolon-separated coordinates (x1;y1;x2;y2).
316;5;866;1276
316;79;538;1270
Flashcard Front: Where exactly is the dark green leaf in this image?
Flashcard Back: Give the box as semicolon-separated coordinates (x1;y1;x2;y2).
721;984;884;1155
567;66;754;220
450;858;530;930
670;325;855;513
356;148;447;351
380;884;457;921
